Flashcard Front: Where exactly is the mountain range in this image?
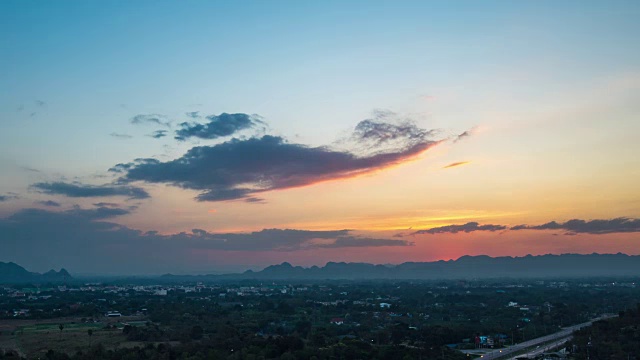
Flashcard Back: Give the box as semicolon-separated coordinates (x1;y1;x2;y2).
3;253;639;282
163;253;640;280
0;262;71;283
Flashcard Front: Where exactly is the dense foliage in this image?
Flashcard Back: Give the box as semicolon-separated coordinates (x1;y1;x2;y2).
569;304;640;359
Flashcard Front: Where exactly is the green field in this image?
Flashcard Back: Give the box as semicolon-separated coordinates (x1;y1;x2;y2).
0;318;147;359
18;322;103;333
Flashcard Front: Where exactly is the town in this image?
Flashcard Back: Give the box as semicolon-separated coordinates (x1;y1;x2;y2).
1;278;638;359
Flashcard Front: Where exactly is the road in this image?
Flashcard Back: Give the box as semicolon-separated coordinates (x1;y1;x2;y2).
476;315;616;360
510;337;571;359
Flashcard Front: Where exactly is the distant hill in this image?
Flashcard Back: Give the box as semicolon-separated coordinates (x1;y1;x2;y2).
0;262;71;283
162;253;640;281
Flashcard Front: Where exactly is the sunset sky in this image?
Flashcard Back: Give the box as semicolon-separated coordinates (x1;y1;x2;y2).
1;1;639;274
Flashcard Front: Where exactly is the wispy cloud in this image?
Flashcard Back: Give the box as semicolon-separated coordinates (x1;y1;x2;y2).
314;236;413;248
342;110;440;156
149;130;168;139
16;100;47;118
20;166;41;173
443;161;470;169
110;132;133;139
130;114;171;127
412;222;506;235
454;126;479;143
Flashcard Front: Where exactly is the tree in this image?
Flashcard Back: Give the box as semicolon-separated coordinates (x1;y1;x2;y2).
58;324;64;341
87;328;94;346
190;325;204;340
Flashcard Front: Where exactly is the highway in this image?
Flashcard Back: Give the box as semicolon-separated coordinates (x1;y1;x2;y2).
510;337;571;359
476;315;616;360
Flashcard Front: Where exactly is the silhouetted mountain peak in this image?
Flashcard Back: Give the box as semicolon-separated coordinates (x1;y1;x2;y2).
0;262;72;283
58;268;70;277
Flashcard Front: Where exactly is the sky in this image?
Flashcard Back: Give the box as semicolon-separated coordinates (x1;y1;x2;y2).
1;0;639;275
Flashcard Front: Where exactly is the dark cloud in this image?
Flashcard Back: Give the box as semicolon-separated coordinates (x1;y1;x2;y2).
36;200;61;207
410;218;640;236
510;224;528;231
314;236;413;248
175;228;355;251
412;222;507;235
10;206;131;223
114;115;442;202
0;209;404;274
443;161;470;169
186;111;201;118
32;182;150;200
0;194;19;202
244;197;266;204
149;130;168;139
130;114;171;127
174;113;260;141
108;162;136;173
195;188;254;202
66;206;132;219
110;132;133;139
510;218;640;234
93;202;120;208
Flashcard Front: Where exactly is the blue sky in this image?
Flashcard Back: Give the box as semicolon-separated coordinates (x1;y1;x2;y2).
1;1;639;274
